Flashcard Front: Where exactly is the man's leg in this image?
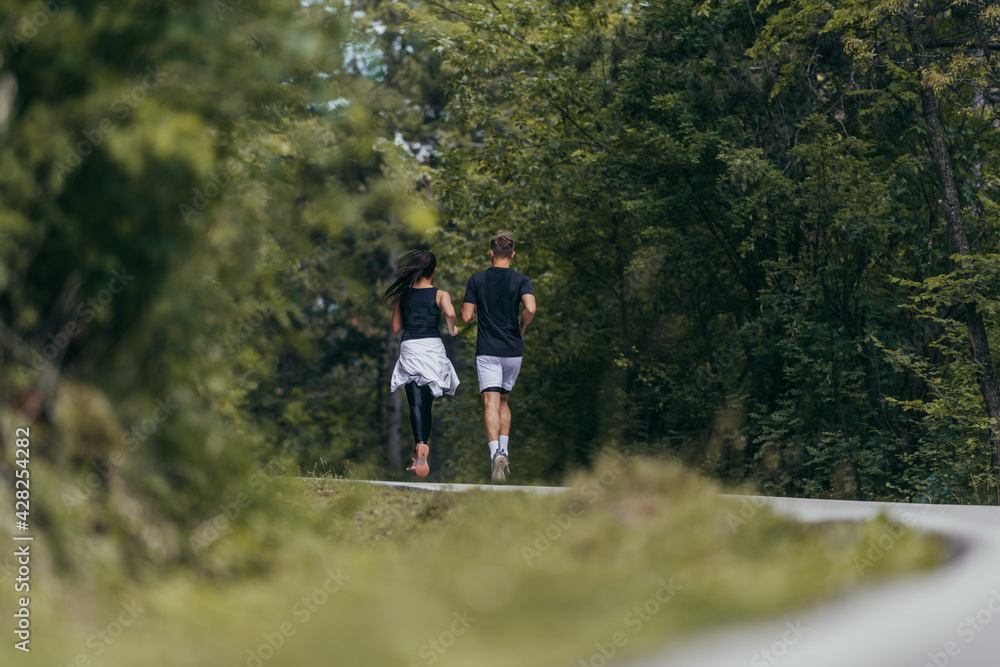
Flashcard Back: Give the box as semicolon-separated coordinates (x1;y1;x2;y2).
477;355;508;483
483;391;501;443
477;355;503;454
499;394;511;437
483;391;508;483
498;394;511;456
497;356;521;460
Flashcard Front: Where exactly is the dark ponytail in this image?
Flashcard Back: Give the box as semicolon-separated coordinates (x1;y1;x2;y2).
384;250;437;305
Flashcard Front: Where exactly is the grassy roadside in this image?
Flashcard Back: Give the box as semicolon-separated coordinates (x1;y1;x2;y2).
11;456;945;667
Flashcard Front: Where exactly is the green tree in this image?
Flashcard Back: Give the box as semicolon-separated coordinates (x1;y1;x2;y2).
0;0;426;572
752;0;1000;499
410;0;1000;503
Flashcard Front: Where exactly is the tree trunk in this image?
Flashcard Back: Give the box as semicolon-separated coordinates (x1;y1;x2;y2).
387;335;402;468
386;256;402;468
611;214;633;390
905;2;1000;502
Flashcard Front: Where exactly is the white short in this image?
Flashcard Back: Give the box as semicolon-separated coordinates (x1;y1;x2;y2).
476;355;522;394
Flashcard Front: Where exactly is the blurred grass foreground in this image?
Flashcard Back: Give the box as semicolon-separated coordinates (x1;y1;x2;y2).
6;456;943;667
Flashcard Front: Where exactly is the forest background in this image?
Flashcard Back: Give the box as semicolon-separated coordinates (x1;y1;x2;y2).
2;0;999;574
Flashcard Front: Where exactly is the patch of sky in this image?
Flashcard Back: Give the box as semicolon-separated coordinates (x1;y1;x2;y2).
343;36;388;80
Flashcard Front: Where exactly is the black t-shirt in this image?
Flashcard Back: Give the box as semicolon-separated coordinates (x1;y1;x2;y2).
463;267;533;357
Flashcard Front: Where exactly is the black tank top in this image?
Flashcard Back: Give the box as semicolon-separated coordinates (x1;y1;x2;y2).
401;288;441;342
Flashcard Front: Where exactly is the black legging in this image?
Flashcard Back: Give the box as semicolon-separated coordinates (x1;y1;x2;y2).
404;382;435;444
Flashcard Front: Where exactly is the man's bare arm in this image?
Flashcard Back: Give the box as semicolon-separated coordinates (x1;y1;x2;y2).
461;302;477;324
519;294;536;335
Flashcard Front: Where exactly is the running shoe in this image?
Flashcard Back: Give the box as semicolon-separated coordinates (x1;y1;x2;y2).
410;443;430;478
491;449;509;484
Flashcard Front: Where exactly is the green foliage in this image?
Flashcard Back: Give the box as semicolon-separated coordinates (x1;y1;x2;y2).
0;0;430;572
405;0;1000;502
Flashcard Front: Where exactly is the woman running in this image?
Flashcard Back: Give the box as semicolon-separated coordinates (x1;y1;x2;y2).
385;250;459;477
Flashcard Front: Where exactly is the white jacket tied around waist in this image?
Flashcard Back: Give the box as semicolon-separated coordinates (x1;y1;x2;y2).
390;338;460;397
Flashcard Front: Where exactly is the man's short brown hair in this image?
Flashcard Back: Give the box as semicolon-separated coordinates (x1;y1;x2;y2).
491;232;515;259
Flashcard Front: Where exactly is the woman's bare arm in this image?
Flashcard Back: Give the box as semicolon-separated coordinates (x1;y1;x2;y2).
439;291;458;336
391;301;403;335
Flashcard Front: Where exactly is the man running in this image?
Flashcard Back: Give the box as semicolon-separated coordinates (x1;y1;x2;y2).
461;232;536;483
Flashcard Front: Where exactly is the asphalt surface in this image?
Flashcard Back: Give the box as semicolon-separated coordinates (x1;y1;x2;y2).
334;478;569;495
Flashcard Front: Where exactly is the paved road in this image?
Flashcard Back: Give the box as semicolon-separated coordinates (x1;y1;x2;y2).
321;479;1000;667
627;498;1000;667
330;478;569;495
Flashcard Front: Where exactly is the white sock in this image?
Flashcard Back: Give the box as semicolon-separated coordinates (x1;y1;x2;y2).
499;435;509;455
488;440;500;458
